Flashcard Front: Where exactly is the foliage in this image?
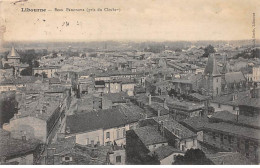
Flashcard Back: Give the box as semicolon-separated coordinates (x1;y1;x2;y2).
20;67;32;76
202;45;216;57
42;72;48;78
233;48;260;59
126;130;160;165
3;63;12;69
0;93;18;126
173;148;213;165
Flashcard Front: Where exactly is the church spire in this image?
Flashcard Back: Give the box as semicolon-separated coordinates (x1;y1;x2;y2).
204;54;220;77
221;54;230;74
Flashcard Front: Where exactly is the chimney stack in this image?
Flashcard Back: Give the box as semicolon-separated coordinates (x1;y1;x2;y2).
149;94;152;105
163;98;166;108
158;110;161;117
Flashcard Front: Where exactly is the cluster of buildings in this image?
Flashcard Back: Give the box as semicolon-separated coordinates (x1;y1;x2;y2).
0;44;259;165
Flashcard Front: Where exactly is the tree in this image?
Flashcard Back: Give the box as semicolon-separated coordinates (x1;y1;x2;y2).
20;67;32;76
173;148;213;165
4;63;12;69
202;45;216;58
42;72;48;78
33;60;40;68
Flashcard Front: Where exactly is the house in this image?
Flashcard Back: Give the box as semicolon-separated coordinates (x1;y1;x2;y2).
0;129;42;165
43;136;119;165
148;145;184;165
33;66;60;78
167;99;204;120
65;105;143;146
154;116;198;152
133;126;168;152
206;152;253;165
101;92;129;109
126;125;167;164
181;116;260;164
252;65;260;83
3;93;68;144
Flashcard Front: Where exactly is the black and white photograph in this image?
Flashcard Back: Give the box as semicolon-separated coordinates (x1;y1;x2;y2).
0;0;259;165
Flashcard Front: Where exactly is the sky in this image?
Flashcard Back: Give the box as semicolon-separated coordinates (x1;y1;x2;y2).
0;0;259;42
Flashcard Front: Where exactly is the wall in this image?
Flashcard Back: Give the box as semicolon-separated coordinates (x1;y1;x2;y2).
203;130;259;163
5;116;47;143
147;143;168;152
7;153;34;165
104;126;127;146
0;85;16;92
109;149;126;165
179;138;197;152
109;82;121;93
253;67;260;82
75;129;104;145
160;152;184;165
210;102;237;114
122;83;135;96
33;69;58;78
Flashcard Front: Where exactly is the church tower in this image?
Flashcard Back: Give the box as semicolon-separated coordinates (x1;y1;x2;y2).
203;54;222;97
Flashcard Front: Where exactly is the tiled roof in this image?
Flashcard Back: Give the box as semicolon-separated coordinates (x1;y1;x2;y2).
181;116;209;131
154;116;197;139
0;76;43;85
189;93;210;101
182;116;260;140
166;100;204;111
149;145;184;160
103;92;129;103
134;126;168;146
210;111;260;129
224;72;246;84
66;105;142;135
206;152;253;165
0;129;41;159
210;90;251;106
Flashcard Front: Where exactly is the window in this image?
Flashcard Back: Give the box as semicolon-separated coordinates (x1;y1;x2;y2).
91;140;94;146
193;139;195;146
213;132;216;140
116;156;121;163
237;138;240;149
22;135;26;141
175;129;180;136
220;134;223;143
233;106;236;110
65;156;70;161
117;129;120;139
106;132;110;139
245;140;249;151
123;128;126;138
228;136;232;144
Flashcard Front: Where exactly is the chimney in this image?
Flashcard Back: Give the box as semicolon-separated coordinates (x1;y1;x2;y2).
232;93;238;101
57;133;65;141
163;98;167;108
158;110;161;117
149;94;152;105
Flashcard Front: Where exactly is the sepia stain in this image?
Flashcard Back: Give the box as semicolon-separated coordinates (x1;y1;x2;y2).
11;0;28;5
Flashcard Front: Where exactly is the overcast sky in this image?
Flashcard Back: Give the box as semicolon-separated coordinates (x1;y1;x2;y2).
0;0;259;42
